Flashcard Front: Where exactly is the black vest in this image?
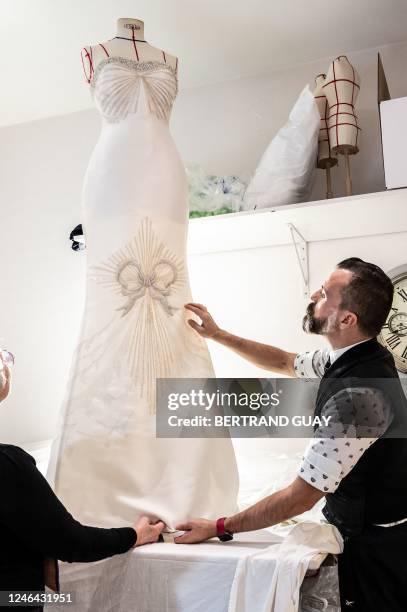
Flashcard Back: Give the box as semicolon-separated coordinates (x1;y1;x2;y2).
314;338;407;537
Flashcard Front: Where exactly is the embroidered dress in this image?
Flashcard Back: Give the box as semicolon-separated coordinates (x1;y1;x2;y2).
47;44;238;530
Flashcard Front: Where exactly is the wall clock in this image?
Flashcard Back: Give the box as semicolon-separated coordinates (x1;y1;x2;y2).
378;264;407;374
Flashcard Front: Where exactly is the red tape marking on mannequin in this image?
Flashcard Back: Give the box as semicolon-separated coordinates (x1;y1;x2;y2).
99;44;110;58
82;47;94;83
324;98;331;156
132;29;139;61
325;67;360;148
323;78;360;89
351;66;360;148
314;94;332;156
333;62;339;147
327;112;359;120
81;49;90;83
328;123;361;131
351;67;356;107
329;102;355;110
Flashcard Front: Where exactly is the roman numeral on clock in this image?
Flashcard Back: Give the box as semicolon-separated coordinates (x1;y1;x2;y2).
397;288;407;302
387;333;401;350
402;346;407;360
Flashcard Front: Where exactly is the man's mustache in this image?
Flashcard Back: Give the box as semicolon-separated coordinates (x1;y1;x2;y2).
302;301;318;334
305;302;315;317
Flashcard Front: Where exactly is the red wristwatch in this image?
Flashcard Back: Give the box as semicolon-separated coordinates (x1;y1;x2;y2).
216;517;233;542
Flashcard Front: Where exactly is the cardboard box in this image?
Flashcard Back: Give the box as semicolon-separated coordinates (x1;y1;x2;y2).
378;53;407;190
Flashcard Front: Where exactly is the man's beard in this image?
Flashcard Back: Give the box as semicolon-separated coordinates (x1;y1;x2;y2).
302;302;338;334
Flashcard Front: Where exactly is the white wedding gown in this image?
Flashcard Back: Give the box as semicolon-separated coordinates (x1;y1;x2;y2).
47;50;238;529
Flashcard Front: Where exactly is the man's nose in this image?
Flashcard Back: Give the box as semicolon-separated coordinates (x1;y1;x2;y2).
310;289;320;302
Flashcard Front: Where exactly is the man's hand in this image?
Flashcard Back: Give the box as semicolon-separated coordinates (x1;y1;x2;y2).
174;518;217;544
184;303;221;339
133;516;165;547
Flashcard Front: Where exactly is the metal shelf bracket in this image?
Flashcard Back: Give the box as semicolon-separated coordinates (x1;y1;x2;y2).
287;223;309;299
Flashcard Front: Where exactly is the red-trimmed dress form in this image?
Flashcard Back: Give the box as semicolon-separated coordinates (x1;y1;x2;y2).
47;43;238;532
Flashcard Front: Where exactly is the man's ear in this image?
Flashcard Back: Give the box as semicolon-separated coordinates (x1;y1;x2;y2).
340;311;358;329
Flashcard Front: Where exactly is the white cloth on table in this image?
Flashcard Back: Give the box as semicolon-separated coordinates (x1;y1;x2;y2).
228;522;343;612
49;529;334;612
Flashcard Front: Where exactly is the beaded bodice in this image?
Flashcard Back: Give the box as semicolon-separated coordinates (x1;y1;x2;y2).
90;57;178;123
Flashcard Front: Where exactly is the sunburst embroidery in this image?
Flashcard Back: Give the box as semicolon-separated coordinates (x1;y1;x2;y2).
90;217;186;411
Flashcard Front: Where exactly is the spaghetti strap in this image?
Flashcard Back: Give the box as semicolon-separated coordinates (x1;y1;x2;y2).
99;43;110;58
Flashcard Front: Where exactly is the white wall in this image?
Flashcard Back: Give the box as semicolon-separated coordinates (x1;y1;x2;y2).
1;40;407;445
0;111;99;444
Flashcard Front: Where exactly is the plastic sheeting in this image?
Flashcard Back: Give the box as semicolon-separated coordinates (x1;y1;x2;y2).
300;560;341;612
242;86;320;210
186;165;247;217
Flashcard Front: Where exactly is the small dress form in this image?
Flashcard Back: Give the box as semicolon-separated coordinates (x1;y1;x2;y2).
313;73;338;199
47;36;239;534
323;56;361;195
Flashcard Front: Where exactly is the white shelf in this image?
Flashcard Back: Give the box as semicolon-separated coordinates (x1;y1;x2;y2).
187;188;407;254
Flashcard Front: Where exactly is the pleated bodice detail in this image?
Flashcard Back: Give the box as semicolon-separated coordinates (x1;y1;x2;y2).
90;57;178;123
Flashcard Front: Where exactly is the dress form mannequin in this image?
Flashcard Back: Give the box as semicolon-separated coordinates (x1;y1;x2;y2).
81;18;178;84
49;12;239;568
314;73;338;199
323;56;361;196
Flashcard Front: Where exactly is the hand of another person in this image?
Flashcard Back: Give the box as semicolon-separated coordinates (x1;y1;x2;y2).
0;362;11;403
133;516;165;547
184;303;221;339
174;518;217;544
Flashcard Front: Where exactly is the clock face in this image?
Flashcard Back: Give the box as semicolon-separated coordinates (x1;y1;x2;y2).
378;272;407;373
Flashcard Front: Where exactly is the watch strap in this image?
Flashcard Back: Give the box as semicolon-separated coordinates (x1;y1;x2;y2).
216;517;227;535
216;516;233;541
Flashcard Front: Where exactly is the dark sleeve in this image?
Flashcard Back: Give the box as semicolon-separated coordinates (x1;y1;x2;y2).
0;446;137;563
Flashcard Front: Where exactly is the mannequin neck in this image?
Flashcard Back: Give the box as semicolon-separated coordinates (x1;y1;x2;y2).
116;18;145;41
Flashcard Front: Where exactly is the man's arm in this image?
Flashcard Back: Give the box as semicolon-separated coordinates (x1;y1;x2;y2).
174;477;325;544
224;476;324;533
184;303;297;376
174;386;393;544
228;386;392;535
